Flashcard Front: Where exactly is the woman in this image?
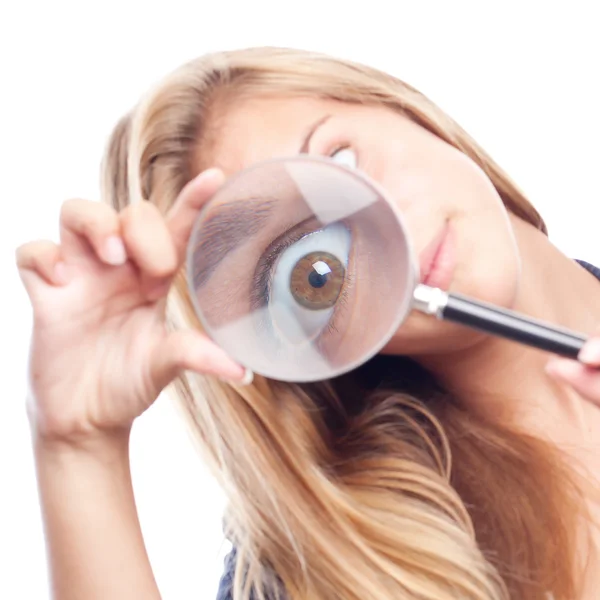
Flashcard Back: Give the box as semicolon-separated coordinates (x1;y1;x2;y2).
16;47;600;600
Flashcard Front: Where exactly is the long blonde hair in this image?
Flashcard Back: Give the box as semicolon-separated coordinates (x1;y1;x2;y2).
101;47;586;599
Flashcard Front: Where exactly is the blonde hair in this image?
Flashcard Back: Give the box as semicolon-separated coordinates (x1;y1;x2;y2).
102;47;587;599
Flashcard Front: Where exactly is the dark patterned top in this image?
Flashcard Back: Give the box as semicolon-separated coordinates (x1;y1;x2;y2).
216;259;600;600
215;547;243;600
577;259;600;281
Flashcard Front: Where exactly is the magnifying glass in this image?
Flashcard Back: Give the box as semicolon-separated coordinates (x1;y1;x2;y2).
186;156;588;382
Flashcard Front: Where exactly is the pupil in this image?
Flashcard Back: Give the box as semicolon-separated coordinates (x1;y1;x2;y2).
308;270;328;289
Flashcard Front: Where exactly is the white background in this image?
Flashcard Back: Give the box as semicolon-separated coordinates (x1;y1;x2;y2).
2;1;599;598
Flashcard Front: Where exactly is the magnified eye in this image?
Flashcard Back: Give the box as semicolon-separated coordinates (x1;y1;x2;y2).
268;223;351;344
331;147;357;169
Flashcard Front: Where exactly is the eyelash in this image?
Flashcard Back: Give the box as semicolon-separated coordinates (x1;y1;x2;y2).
323;276;351;338
251;228;309;309
308;121;355;163
328;143;356;161
250;223;353;343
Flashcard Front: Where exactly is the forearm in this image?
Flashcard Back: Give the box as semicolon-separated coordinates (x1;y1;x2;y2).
33;432;161;600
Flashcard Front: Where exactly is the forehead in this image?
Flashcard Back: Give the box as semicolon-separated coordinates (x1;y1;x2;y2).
200;95;353;176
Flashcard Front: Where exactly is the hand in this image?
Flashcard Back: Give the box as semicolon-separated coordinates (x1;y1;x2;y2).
546;332;600;406
16;168;248;446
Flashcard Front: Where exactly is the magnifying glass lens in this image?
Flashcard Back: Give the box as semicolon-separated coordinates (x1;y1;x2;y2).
186;157;416;382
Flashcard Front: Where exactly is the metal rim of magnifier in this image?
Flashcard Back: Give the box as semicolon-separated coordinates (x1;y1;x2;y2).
185;155;421;382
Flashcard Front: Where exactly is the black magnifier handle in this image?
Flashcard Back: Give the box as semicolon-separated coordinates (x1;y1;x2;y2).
412;284;588;359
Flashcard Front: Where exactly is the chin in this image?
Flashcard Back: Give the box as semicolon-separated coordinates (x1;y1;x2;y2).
458;260;521;312
382;258;520;357
382;309;487;357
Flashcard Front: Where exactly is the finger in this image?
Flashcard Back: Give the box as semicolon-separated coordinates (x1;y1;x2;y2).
150;329;252;391
166;168;226;262
15;240;66;287
546;358;600;406
120;201;178;284
60;199;126;266
578;335;600;367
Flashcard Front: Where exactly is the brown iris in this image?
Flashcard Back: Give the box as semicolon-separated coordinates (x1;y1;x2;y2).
290;251;345;310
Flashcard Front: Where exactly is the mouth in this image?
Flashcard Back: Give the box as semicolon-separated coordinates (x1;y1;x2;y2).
418;221;456;290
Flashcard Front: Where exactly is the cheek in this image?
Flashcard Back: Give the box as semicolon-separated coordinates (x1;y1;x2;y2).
458;238;522;314
382;312;490;356
375;158;523;353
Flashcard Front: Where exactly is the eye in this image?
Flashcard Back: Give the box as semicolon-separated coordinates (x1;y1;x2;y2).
267;223;351;344
330;147;357;169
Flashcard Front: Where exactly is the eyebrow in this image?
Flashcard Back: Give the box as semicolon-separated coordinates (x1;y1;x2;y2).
191;115;332;288
191;198;277;289
300;114;332;153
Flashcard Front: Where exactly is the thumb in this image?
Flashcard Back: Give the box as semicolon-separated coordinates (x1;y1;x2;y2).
150;329;252;390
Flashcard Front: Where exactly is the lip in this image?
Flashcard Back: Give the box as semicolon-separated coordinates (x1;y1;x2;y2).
418;222;456;290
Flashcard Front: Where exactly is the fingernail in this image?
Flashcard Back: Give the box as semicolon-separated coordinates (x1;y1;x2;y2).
220;367;254;386
199;167;223;182
194;168;225;189
239;368;254;386
102;236;127;266
578;338;600;365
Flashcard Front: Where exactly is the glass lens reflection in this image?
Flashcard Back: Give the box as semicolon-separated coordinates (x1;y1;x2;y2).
186;157;416;382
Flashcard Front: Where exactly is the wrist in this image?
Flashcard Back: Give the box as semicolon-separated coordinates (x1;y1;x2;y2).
32;426;131;461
